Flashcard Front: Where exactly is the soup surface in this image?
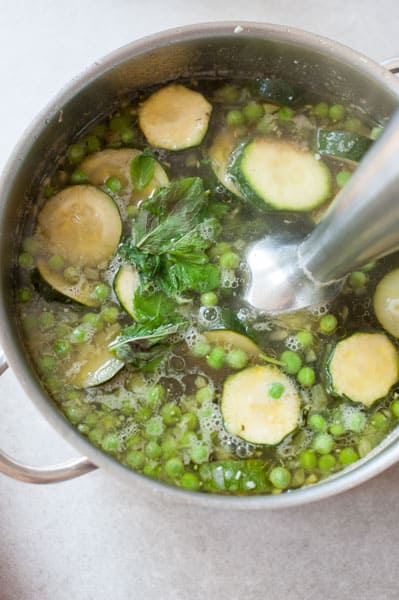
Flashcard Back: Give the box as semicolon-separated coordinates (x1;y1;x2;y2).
16;77;399;495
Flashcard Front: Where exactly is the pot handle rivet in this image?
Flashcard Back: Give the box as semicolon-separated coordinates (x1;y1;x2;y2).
0;348;97;483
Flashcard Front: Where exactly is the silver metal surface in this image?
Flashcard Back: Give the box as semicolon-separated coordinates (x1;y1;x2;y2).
1;23;399;506
245;109;399;312
0;354;97;482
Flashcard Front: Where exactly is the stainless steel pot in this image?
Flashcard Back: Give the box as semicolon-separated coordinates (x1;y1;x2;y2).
1;22;399;508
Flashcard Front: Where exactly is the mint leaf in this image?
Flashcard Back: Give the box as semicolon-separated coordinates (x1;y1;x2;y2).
163;259;220;294
133;289;177;327
130;152;155;190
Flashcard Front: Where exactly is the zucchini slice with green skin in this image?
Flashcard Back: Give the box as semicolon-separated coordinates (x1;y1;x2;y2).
138;84;213;150
81;149;169;204
374;269;399;337
230;138;332;211
37;259;97;306
114;264;140;318
199;459;270;494
221;364;301;445
37;185;122;267
328;332;399;407
68;324;124;388
208;129;244;198
316;129;373;162
254;78;302;105
204;330;259;358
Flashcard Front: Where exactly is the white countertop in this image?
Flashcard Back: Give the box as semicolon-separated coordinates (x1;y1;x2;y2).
1;2;399;598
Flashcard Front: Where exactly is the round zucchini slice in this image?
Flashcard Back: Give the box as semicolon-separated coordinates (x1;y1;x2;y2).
374;269;399;337
208;129;244;198
328;332;399;407
204;330;259;358
138;84;212;150
36;259;97;306
114;264;140;318
221;364;301;445
231;137;332;211
81;148;169;204
37;185;122;267
68;324;124;388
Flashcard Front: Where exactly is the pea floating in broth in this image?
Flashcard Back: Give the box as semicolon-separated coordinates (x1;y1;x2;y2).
16;78;399;495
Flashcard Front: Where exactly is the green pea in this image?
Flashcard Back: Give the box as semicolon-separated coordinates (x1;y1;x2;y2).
226;109;245;127
280;350;302;375
338;447;359;465
313;433;334;455
344;117;362;133
319;314;337;334
314;102;329;117
219;251;240;269
370;126;383;140
297;367;316;387
308;413;327;433
296;330;313;349
85;134;101;154
318;454;336;471
101;433;121;453
180;472;200;490
182;412;199;431
370;412;388;431
269;466;291;489
391;399;399;418
165;457;184;478
215;84;239;103
91;283;110;302
268;382;285;399
135;406;152;422
329;423;345;437
349;271;367;289
17;287;33;303
145;441;162;459
190;443;209;464
22;236;41;255
67;143;86;164
18;252;33;268
38;312;55;330
226;349;248;370
64;404;86;424
126;450;145;470
47;254;65;272
145;417;164;438
88;428;103;445
195;386;214;403
161;437;178;458
127;204;138;218
256;115;275;133
336;170;351;187
101;306;119;323
121;128;136;144
53;340;70;357
109;115;131;132
243;101;265;122
329;104;345;121
70;325;90;344
278;106;294;121
191;341;211;358
200;291;218;306
70;169;88;184
358;437;372;458
160;403;181;425
148;384;166;404
345;411;365;433
82;312;102;329
143;462;160;479
105;176;123;194
209;241;231;259
299;449;317;470
207;346;226;370
64;265;80;284
39;355;56;372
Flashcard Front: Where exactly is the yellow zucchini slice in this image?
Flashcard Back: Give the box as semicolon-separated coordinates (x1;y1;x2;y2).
204;330;259;358
328;332;399;407
221;365;301;445
232;138;332;211
37;258;97;306
138;84;212;150
208;129;244;198
81;148;169;204
37;185;122;267
114;264;140;318
373;269;399;337
68;324;124;388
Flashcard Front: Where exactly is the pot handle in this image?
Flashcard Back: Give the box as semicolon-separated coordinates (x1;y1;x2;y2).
0;349;97;483
381;57;399;74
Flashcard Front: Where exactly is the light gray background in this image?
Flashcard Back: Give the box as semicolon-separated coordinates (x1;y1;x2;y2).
1;1;399;599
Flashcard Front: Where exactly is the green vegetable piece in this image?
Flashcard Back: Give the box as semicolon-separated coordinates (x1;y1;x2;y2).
180;472;200;490
130;152;155;190
207;346;226;369
308;413;327;433
269;466;291;489
255;78;301;105
318;454;336;471
312;433;334;455
280;350;302;374
192;341;211;358
243;101;264;123
296;330;313;349
226;349;249;370
316;129;373;162
199;459;270;493
201;291;218;306
165;457;184;478
349;271;367;289
314;102;329;117
297;366;316;387
226;109;245;127
319;314;337;334
299;449;317;470
328;104;345;121
268;382;285;399
338;447;359;465
391;399;399;418
336;170;351;187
